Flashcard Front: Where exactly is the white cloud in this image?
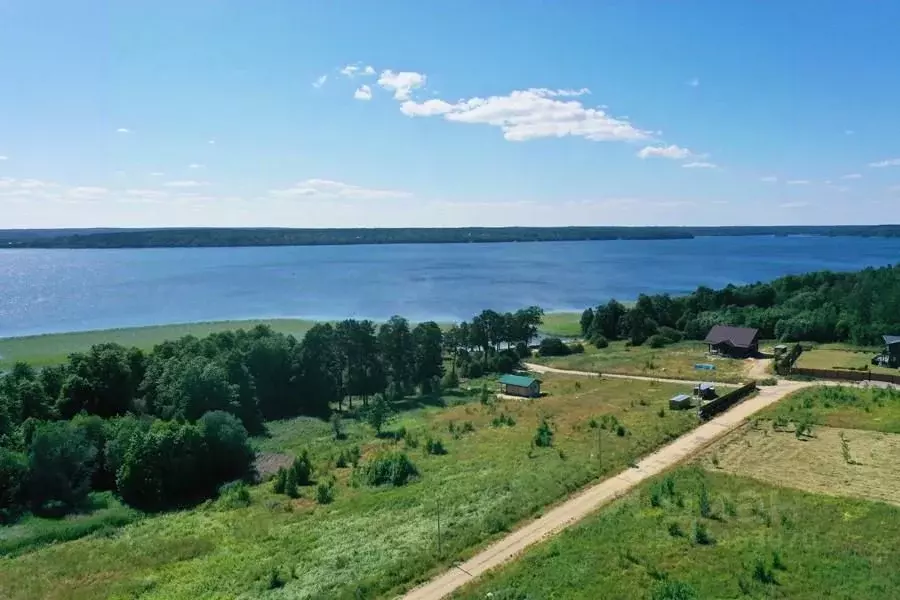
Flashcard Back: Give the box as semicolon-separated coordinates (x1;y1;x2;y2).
687;77;700;87
869;158;900;168
150;172;164;177
637;145;694;160
354;85;373;101
682;161;717;169
840;173;862;180
340;64;376;78
116;128;131;134
760;176;778;183
269;178;412;200
164;180;207;188
188;163;204;169
362;65;375;76
400;87;651;143
786;179;810;185
312;75;327;89
378;70;427;100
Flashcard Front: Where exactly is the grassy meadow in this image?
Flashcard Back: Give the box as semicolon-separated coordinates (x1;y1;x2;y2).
795;344;898;376
533;340;749;383
456;467;900;599
759;385;900;434
536;312;582;338
0;374;699;600
0;319;319;369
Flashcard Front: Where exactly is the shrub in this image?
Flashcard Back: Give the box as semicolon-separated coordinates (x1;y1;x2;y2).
492;413;516;427
402;429;419;449
538;337;570;357
461;421;475;434
273;467;287;494
359;451;418;487
650;487;663;508
591;334;609;349
588;417;598;429
533;419;554;447
266;567;287;590
441;368;460;390
217;481;251;509
330;413;345;440
667;521;684;537
425;437;447;455
27;421;98;516
657;408;666;418
752;557;777;584
698;486;712;518
651;579;697;600
480;385;490;405
567;342;585;354
658;326;684;344
616;424;627;437
284;469;299;498
315;478;335;505
290;450;313;486
0;448;27;523
693;521;714;545
772;550;787;571
514;342;530;359
648;334;669;349
758;377;778;386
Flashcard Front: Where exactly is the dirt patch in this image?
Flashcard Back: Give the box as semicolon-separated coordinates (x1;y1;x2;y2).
745;358;772;379
700;422;900;507
254;452;294;478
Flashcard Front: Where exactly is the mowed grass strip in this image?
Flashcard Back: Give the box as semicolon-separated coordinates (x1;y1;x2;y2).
700;422;900;507
0;375;697;600
533;340;748;383
455;468;900;600
0;319;318;368
760;385;900;433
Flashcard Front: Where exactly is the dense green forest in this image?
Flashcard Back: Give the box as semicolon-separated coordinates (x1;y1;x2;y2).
580;264;900;347
3;224;900;248
0;308;542;522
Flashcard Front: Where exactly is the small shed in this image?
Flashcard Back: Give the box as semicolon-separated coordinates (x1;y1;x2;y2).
498;374;541;398
694;382;717;400
669;394;692;410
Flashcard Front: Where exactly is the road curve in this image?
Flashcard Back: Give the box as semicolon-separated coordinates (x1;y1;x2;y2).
400;378;809;600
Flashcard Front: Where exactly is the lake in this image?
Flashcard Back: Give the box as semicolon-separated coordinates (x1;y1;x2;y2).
1;236;899;338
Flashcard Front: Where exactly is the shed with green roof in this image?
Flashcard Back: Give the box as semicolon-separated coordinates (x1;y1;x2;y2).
498;374;541;398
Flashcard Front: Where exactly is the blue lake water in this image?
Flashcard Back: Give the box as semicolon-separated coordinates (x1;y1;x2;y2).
1;236;899;338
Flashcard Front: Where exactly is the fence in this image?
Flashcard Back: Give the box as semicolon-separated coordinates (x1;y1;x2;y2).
790;367;900;385
699;381;758;420
774;343;804;375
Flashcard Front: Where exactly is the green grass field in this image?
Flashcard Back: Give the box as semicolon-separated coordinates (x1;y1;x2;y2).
0;374;699;600
456;467;900;599
795;344;898;376
759;385;900;434
537;312;583;338
533;340;749;383
0;319;319;369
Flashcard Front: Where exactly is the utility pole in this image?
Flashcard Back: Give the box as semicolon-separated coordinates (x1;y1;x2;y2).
597;425;602;469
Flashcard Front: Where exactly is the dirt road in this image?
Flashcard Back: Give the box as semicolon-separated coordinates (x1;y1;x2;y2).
522;361;740;387
401;378;809;600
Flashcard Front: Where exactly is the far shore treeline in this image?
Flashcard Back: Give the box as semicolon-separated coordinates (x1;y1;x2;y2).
2;263;900;526
3;224;900;249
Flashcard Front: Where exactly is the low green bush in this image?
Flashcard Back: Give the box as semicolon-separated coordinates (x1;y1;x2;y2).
358;451;418;487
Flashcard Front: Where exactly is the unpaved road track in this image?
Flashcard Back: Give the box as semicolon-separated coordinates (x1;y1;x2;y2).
522;361;740;387
401;378;809;600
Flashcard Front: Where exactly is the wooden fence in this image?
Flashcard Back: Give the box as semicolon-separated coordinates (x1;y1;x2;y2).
790;367;900;385
699;381;758;421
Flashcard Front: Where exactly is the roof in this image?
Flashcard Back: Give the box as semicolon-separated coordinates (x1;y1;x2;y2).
695;383;715;390
884;335;900;346
499;374;539;387
671;394;691;402
704;325;760;349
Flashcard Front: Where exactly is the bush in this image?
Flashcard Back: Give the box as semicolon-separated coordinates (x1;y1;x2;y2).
591;334;609;349
199;411;255;486
538;337;570;357
441;369;460;390
0;448;27;523
284;469;299;498
217;481;251;509
693;521;714;545
648;334;669;349
330;413;345;440
359;451;418;487
698;486;712;518
753;557;777;584
667;521;684;537
290;450;313;486
616;424;627;437
758;377;778;386
315;478;335;505
273;467;287;494
658;326;684;344
425;437;447;455
651;580;698;600
567;342;585;354
491;413;516;427
534;419;554;447
27;421;98;515
514;342;530;359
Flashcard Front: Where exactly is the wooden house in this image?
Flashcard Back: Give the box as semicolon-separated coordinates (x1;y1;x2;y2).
498;374;541;398
876;335;900;368
704;325;760;358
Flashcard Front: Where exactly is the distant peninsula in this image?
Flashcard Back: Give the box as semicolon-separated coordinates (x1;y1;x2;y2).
2;225;900;249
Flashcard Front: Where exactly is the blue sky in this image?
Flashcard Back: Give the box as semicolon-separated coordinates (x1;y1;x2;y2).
1;1;899;228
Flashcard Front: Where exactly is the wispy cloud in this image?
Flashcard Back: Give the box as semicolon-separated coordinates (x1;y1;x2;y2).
312;75;328;89
354;85;373;101
786;179;811;185
340;64;376;77
686;77;700;87
760;176;778;183
682;161;717;169
188;163;204;169
0;155;7;161
164;180;207;188
637;145;695;160
116;128;131;134
269;178;411;200
840;173;862;180
378;70;427;100
869;158;900;168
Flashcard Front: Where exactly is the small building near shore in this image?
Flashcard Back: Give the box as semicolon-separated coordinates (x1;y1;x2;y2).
704;325;760;358
875;335;900;368
498;374;541;398
669;394;693;410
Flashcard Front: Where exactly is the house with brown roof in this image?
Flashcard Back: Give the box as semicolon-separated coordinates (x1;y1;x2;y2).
704;325;760;358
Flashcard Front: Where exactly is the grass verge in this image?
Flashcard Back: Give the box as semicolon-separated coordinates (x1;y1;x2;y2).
759;385;900;433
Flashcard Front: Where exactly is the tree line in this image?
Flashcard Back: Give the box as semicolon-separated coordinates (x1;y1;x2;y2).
579;264;900;347
5;225;900;249
0;308;544;522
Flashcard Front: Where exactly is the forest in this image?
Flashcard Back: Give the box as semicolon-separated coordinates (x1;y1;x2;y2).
0;308;542;522
3;224;900;248
580;264;900;347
